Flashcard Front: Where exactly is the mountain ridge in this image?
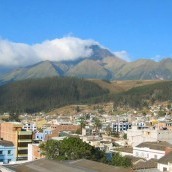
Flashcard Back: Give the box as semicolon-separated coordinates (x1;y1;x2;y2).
0;45;172;84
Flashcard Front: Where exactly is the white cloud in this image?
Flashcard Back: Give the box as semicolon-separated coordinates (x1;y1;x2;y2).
113;50;131;62
150;55;162;62
0;37;99;67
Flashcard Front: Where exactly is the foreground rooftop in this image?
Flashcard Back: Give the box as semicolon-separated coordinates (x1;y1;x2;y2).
4;158;132;172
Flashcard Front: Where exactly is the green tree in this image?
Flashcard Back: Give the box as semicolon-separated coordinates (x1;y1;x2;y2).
40;137;106;161
111;153;132;168
39;140;60;160
123;133;127;140
94;117;102;134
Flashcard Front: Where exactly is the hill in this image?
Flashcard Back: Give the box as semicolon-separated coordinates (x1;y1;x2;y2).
0;77;109;113
1;45;172;84
89;79;163;94
111;81;172;109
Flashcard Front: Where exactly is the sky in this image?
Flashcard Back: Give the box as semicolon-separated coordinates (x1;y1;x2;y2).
0;0;172;66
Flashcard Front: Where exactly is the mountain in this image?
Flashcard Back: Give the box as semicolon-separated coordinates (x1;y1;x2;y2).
0;45;172;84
0;77;109;113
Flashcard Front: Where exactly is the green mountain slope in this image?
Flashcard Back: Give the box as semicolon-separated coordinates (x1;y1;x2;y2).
111;81;172;109
0;77;109;113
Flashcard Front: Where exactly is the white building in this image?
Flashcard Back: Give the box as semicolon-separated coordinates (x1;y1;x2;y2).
133;141;172;160
127;126;172;146
157;152;172;172
23;123;37;131
112;122;132;132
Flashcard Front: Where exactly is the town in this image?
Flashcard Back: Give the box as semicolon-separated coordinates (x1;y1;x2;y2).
0;102;171;171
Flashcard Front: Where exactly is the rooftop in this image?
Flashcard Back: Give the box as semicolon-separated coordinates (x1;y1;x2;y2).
135;141;172;151
6;158;132;172
114;147;133;153
0;140;14;147
132;159;157;170
158;152;172;165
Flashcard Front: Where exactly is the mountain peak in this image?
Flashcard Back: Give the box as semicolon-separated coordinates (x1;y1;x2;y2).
88;45;115;60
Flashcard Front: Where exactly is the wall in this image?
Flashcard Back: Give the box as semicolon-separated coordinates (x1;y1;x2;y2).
133;147;165;160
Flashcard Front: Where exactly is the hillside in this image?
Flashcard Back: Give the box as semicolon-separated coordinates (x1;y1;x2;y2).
89;79;163;94
0;77;109;113
111;81;172;109
1;44;172;84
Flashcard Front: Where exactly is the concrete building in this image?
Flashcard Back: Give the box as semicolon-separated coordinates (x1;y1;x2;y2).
23;123;37;131
0;140;15;164
35;128;53;141
112;122;132;132
127;126;172;146
157;152;172;172
133;141;172;160
28;143;45;161
0;122;33;161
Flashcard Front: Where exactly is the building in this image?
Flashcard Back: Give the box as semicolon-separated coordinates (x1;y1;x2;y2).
127;126;172;146
35;128;53;141
157;151;172;172
0;122;33;161
1;158;132;172
0;140;15;164
133;141;172;160
23;123;37;131
28;143;45;161
112;122;132;132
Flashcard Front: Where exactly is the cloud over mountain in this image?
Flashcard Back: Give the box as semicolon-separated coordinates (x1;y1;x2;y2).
0;37;99;67
113;50;131;62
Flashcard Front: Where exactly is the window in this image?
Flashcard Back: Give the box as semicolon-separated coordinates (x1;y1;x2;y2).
147;153;149;159
163;167;167;171
8;150;11;154
0;151;2;155
0;159;3;162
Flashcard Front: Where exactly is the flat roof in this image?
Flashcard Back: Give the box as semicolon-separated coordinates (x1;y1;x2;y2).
6;158;132;172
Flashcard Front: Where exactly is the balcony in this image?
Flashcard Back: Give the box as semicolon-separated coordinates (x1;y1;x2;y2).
18;147;28;150
18;139;32;143
18;131;32;135
17;154;28;158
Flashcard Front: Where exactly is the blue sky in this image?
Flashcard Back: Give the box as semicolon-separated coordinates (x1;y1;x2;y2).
0;0;172;64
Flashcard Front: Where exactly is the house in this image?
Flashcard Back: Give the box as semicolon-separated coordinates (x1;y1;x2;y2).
0;140;15;164
133;141;172;160
28;143;45;161
127;126;172;146
112;122;132;133
22;123;37;131
157;152;172;172
35;128;53;141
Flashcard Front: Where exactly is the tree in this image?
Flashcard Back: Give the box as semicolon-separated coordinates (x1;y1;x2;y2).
111;153;132;168
123;133;127;140
40;137;106;161
94;117;102;134
105;124;112;136
39;140;60;160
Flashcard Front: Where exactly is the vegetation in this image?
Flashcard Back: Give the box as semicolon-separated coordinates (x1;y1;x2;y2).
0;77;109;113
0;76;171;113
111;81;172;109
111;152;132;168
39;137;132;168
39;137;106;161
